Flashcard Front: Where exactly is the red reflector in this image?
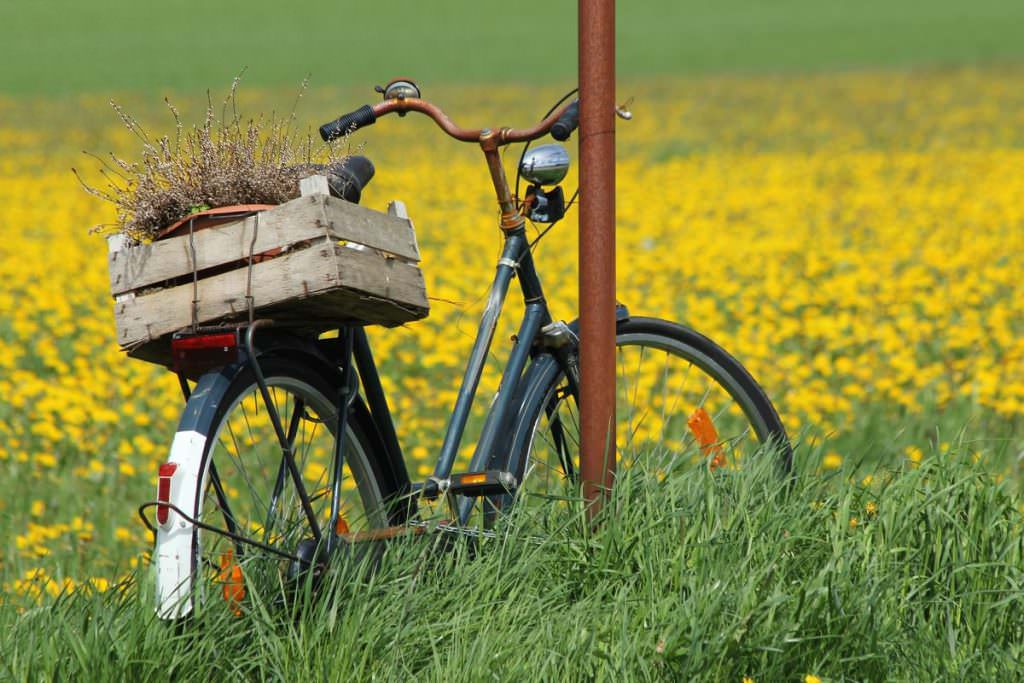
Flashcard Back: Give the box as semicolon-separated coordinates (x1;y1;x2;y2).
171;332;240;376
157;462;178;525
171;333;237;352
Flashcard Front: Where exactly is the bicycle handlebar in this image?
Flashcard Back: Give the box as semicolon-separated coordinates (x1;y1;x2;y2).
319;105;377;142
551;100;579;141
319;97;576;145
327;155;375;204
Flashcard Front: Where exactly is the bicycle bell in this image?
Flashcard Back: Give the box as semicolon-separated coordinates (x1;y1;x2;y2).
519;144;570;186
374;78;421;117
376;78;421;101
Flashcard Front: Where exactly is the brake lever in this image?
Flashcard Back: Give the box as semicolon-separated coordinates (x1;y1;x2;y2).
615;97;634;121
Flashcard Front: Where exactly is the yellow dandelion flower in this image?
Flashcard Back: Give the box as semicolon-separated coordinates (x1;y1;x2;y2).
821;452;843;469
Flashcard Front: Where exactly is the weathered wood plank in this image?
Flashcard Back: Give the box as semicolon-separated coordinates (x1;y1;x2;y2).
108;194;420;296
108;199;320;296
319;195;420;261
107;233;127;255
299;174;330;197
114;238;429;349
387;199;421;259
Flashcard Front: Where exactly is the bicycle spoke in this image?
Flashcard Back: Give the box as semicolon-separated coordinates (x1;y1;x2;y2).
207;460;244;556
659;350;672;444
265;396;306;541
223;417;269;516
239;394;255;445
545;400;576;482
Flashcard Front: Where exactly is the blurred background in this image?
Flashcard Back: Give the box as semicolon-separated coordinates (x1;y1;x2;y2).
3;0;1024;94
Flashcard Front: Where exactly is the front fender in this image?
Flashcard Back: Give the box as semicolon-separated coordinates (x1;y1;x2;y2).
500;304;631;476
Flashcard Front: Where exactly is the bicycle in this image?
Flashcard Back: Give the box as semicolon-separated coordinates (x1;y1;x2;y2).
140;78;793;619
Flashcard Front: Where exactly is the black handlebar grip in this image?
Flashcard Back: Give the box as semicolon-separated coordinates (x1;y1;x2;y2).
319;105;377;142
326;155;375;204
551;100;580;141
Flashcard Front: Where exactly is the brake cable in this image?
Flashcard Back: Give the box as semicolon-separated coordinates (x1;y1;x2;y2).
529;187;579;251
138;501;304;562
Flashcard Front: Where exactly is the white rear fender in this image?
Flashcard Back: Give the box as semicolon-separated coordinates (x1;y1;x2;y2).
154;430;207;619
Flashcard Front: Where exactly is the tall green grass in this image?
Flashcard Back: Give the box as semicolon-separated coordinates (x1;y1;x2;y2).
4;452;1021;680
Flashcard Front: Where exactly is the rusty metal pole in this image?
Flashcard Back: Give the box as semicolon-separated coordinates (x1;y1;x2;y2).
578;0;616;517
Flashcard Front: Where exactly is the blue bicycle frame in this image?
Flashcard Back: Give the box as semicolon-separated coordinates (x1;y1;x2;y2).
348;223;573;526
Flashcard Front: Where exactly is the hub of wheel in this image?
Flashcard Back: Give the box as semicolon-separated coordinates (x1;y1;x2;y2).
287;537;328;585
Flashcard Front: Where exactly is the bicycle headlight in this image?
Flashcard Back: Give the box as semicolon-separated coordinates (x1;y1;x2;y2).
519;144;570;186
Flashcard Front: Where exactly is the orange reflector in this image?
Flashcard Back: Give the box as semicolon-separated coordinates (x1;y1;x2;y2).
219;550;245;616
687;408;726;470
459;473;488;486
335;516;350;535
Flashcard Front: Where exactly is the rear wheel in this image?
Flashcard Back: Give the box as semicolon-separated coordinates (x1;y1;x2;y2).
505;317;791;512
188;357;403;614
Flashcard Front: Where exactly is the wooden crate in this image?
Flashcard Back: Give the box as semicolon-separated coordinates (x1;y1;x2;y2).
109;177;429;366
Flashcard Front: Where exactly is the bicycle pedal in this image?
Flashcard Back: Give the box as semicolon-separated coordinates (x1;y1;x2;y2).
420;471;517;500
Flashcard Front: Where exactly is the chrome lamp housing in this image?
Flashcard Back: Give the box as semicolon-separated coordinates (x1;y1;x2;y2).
519;144;570;186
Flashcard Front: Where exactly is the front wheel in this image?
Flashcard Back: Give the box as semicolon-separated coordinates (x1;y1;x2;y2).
503;317;792;509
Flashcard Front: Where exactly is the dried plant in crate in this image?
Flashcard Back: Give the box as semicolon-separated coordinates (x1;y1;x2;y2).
75;77;346;242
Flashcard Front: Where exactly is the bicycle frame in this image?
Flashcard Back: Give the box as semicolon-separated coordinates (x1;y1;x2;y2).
353;196;565;526
163;99;580;560
329;122;578;526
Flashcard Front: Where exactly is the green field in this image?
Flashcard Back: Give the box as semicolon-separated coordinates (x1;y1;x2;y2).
3;2;1024;680
2;0;1024;94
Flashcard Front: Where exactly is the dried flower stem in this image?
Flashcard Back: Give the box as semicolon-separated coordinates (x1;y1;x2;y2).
78;76;345;241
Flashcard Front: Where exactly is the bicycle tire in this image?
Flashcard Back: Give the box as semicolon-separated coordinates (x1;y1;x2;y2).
154;355;406;618
502;316;792;507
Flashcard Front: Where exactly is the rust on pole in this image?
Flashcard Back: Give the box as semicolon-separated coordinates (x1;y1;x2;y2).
578;0;616;516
